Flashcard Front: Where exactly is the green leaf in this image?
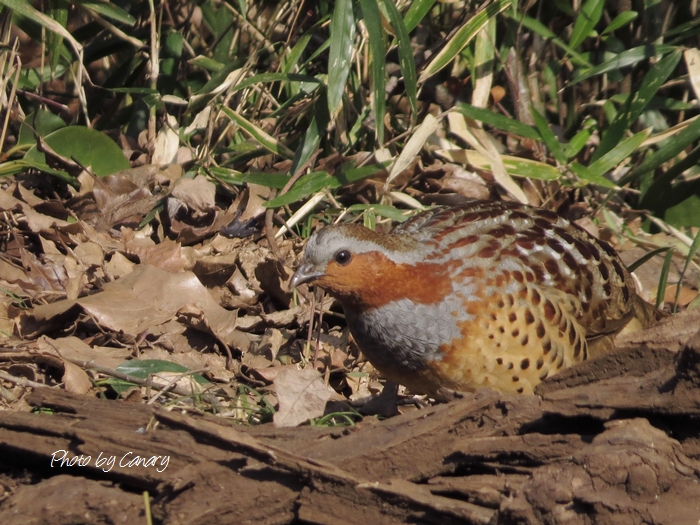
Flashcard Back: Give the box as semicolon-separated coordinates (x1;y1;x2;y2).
264;171;333;208
327;0;355;117
569;0;605;49
564;120;596;159
568;161;616;188
420;0;512;82
77;0;136;25
230;72;320;96
571;44;678;85
346;203;416;222
656;248;675;308
18;109;65;146
531;107;567;165
602;11;638;35
290;91;330;175
108;359;210;395
456;104;540;140
626;115;700;184
507;13;591;67
593;48;682;162
221;107;295;159
381;0;418;121
587;128;650;179
208;168;289;189
358;0;386;144
403;0;437;32
24;126;130;177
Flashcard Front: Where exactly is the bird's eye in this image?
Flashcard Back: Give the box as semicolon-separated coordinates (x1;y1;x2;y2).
334;250;352;266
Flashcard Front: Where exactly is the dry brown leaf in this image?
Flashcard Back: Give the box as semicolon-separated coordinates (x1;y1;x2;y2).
122;229;186;273
17;265;247;352
170;175;216;214
273;367;332;427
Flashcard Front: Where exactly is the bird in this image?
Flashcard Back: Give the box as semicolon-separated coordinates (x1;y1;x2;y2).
290;200;660;395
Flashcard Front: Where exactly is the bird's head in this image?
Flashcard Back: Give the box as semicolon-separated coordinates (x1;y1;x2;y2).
290;222;450;309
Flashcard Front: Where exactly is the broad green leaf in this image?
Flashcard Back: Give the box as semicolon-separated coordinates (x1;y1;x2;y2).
420;0;511;82
593;48;682;161
24;126;130;177
507;13;591;67
358;0;386;144
531;107;567;165
381;0;418;121
456;104;539;140
18;109;65;145
639;143;700;210
602;11;638;35
221;107;295;159
587;128;650;178
403;0;437;32
569;0;605;49
327;0;355;117
571;44;677;85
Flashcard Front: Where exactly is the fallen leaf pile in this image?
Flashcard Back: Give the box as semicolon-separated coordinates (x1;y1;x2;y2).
0;164;369;427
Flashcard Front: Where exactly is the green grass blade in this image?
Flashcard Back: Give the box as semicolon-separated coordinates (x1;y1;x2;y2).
626;115;700;184
419;0;511;82
456;103;540;140
264;171;334;208
403;0;437;32
508;13;591;67
587;128;650;179
568;161;616;188
290;91;330;175
531;107;567;164
569;0;605;49
674;229;700;312
571;44;678;85
593;48;682;162
627;246;671;272
358;0;386;144
221;107;295;159
602;11;638;35
327;0;355;117
656;248;675;309
381;0;418;121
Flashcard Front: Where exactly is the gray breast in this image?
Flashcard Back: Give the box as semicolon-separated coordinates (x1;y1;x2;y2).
346;297;472;372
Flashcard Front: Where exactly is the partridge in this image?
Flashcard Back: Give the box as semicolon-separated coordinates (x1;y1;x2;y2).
291;200;659;395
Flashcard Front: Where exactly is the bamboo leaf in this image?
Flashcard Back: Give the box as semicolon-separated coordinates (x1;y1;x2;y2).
456;103;539;140
327;0;355;117
593;48;682;161
403;0;437;32
358;0;386;144
571;44;677;85
419;0;511;82
381;0;418;121
569;0;605;49
221;107;295;159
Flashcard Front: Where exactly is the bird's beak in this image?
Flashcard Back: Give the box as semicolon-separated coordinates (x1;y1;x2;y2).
290;261;326;289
